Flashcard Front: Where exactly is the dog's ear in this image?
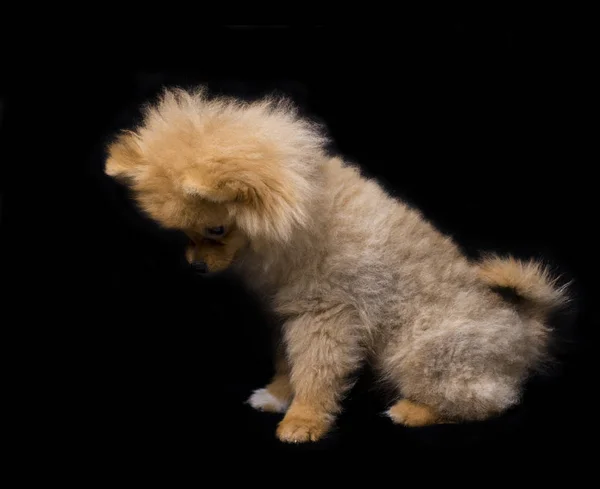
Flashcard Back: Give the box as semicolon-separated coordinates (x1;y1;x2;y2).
182;166;304;243
181;169;241;203
104;132;146;184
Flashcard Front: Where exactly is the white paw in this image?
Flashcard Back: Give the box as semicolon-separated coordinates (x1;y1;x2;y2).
247;388;290;413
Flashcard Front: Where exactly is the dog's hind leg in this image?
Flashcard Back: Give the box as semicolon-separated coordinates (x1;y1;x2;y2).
381;314;524;425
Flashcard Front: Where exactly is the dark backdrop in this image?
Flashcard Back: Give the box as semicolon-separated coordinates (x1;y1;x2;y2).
2;24;594;462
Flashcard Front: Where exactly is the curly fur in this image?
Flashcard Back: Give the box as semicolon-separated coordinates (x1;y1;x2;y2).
105;87;568;442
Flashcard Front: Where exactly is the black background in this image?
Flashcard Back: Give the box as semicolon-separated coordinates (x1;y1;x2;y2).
1;24;595;463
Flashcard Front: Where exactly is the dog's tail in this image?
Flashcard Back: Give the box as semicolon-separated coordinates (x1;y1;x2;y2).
477;255;570;322
477;255;573;372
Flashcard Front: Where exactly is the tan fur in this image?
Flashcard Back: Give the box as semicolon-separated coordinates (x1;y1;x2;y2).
477;255;569;321
387;399;441;427
276;402;333;443
105;87;568;442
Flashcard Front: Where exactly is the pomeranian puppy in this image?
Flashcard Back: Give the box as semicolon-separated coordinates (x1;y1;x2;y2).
105;87;568;443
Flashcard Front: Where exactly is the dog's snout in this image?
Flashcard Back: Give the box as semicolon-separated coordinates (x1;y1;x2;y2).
191;260;208;274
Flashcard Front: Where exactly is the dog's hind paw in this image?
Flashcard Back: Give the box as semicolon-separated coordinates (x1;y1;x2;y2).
386;399;441;427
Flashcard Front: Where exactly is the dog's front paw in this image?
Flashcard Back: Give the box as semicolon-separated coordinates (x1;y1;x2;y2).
276;413;331;443
247;388;290;413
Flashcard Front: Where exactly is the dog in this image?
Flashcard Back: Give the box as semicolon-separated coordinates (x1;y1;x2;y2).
104;87;568;443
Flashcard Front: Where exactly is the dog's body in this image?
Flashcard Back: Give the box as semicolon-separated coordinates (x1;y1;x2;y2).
105;88;567;442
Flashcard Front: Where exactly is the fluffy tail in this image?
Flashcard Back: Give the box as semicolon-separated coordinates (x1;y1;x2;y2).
477;255;569;322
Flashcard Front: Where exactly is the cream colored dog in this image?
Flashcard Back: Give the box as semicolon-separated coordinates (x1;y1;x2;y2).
105;87;568;443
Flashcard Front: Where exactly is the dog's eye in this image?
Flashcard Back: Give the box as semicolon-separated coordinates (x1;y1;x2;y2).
206;226;225;236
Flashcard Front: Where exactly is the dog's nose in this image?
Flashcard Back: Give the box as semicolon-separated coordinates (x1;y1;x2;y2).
190;260;208;274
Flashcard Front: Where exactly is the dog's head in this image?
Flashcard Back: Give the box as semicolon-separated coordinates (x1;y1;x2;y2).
105;87;327;273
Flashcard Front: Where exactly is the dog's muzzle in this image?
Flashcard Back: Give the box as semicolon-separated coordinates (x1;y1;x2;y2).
190;260;208;274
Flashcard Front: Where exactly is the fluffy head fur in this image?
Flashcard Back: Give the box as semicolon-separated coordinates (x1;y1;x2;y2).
105;86;568;443
106;87;328;270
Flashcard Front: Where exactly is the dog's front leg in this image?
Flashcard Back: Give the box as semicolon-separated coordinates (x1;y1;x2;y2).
276;310;362;443
247;341;293;413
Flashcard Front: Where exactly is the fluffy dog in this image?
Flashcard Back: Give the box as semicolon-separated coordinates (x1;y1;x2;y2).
104;87;568;443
